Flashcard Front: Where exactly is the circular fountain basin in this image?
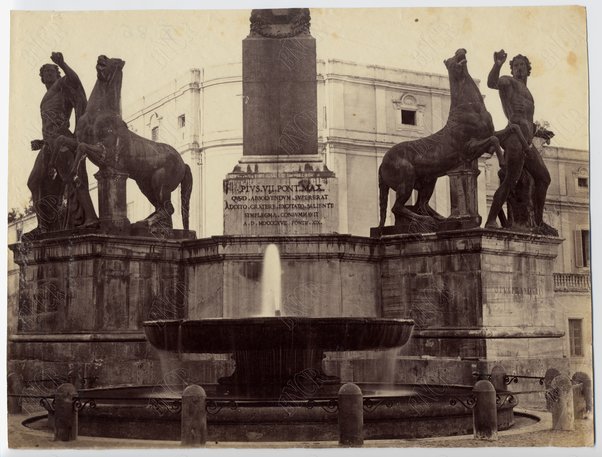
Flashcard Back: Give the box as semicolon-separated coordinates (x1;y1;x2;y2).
26;383;523;442
144;317;415;391
143;317;415;352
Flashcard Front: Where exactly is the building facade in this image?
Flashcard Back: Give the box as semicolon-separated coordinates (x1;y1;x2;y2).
7;59;591;376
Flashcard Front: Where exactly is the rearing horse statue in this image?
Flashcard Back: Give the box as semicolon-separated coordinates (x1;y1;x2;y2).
377;48;523;233
63;55;193;230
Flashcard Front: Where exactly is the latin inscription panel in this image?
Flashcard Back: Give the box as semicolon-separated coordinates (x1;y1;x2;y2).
223;174;338;235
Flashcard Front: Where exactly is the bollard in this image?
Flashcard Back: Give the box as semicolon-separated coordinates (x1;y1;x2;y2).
7;373;24;414
181;384;207;446
67;368;82;389
475;360;489;381
338;383;363;447
572;383;585;419
544;367;560;412
54;383;78;441
472;380;498;441
572;372;592;418
549;374;574;431
490;365;507;393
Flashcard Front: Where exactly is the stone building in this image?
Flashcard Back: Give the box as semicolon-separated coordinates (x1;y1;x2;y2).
7;59;591;377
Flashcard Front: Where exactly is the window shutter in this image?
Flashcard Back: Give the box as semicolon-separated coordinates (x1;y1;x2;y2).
574;230;584;267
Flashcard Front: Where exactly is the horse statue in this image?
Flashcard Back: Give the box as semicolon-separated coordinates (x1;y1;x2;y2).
377;48;517;233
60;55;193;230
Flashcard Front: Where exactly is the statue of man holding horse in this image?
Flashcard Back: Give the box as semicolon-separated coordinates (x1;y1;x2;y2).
484;49;558;236
27;52;98;236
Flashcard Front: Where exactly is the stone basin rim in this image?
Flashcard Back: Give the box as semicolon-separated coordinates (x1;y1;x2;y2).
143;317;415;353
143;317;415;325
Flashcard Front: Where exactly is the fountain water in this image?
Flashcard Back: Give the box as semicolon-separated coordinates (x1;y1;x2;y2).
261;244;282;317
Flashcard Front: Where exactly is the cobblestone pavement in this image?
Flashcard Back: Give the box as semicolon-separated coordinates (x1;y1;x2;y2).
6;411;594;449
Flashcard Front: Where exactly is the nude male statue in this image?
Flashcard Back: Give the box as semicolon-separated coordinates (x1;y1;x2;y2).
27;52;97;235
485;49;556;235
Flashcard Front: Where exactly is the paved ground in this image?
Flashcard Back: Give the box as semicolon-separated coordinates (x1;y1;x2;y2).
6;408;594;449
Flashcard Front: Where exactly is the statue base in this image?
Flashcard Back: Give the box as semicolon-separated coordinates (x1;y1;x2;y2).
369;214;482;237
223;154;339;236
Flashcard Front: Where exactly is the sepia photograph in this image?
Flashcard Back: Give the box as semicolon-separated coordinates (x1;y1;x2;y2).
2;0;596;453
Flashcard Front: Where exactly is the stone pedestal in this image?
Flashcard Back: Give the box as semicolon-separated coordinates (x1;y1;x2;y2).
227;13;338;236
223;157;338;235
8;233;187;387
94;169;130;233
379;228;567;383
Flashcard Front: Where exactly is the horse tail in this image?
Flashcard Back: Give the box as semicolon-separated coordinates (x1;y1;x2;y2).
378;166;388;230
180;164;193;231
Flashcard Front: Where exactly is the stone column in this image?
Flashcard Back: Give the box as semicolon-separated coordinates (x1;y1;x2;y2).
224;9;338;237
243;10;317;157
94;168;130;232
443;159;482;229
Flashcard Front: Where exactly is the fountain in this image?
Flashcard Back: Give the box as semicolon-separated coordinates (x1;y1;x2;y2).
144;244;415;395
20;243;521;443
12;7;567;446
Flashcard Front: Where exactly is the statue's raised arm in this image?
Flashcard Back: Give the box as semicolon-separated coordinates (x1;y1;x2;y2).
50;52;87;123
487;49;509;90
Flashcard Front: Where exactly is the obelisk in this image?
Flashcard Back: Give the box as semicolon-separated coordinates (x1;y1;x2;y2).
223;9;338;236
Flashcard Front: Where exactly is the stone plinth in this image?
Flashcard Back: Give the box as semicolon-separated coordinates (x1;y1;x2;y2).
379;228;567;384
10;234;187;334
8;233;189;387
224;158;338;236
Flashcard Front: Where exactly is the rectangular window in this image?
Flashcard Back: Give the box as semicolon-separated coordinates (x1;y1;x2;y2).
574;229;590;268
401;109;416;126
178;114;186;128
568;319;583;356
577;177;588;188
151;126;159;141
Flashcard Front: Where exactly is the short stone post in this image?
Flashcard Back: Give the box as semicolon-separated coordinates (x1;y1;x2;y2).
474;360;488;381
54;383;78;441
67;368;82;390
544;368;560;412
472;380;498;441
572;372;592;418
490;365;507;392
7;373;24;414
181;384;207;446
338;383;363;447
549;375;574;431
